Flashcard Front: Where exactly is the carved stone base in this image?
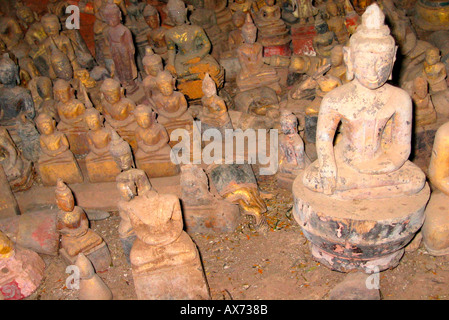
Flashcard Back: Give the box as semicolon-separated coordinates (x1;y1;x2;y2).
132;252;210;300
181;201;241;233
85;156;121;183
291;22;316;55
59;241;111;272
263;44;292;57
422;191;449;256
37;158;84;186
292;173;430;272
135;157;180;179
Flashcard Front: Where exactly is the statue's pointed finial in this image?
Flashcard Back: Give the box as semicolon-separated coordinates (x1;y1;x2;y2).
202;73;216;96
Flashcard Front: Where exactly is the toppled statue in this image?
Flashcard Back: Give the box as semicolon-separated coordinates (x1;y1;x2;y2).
236;13;281;94
35;113;83;186
0;231;45;300
118;174;210;299
55;178;111;272
293;4;429;272
165;0;224;100
134;104;180;178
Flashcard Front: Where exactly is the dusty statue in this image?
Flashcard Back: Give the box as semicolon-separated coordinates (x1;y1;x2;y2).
134;104;180;178
143;5;168;61
142;46;163;100
117;174;211;299
254;0;290;48
164;0;224;100
35;113;83;186
55;178;111;272
292;4;430;272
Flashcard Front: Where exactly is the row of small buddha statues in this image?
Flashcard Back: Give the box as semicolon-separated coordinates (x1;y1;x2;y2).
2;0;449;299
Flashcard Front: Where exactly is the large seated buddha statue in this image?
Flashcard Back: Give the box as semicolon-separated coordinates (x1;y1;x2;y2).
293;4;430;272
164;0;224;100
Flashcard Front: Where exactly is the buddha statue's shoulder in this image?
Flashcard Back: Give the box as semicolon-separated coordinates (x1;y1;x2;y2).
385;84;411;104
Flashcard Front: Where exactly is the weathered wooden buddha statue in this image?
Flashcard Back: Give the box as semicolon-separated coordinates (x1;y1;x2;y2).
423;47;448;94
164;0;224;100
254;0;290;48
293;4;429;272
327;44;347;83
236;13;281;94
35;113;83;186
143;5;168;61
54;79;89;155
325;0;349;45
126;0;151;73
312;15;337;58
109;129;135;173
84;107;121;182
410;76;437;127
55;178;111;272
134;104;180;178
36;77;59;122
142;46;163;100
100;78;138;150
102;2;139;94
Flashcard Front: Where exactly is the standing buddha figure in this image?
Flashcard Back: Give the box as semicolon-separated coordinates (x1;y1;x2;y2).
126;0;151;73
164;0;224;100
100;78;138;150
236;13;281;94
54;79;89;155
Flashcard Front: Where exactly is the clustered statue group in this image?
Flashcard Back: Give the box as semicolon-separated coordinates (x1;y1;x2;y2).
1;0;449;300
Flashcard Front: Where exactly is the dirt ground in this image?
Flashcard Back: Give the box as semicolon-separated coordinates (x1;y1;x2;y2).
27;172;449;301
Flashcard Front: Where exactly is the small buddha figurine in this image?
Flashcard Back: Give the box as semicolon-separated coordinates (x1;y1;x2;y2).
199;73;232;134
143;5;168;61
313;16;337;58
277;110;309;188
126;0;151;73
75;253;113;300
423;47;448;94
230;0;255;14
134;104;180;178
0;10;23;54
327;44;347;83
254;0;290;47
292;0;315;25
142;46;163;101
0;127;33;192
35;113;83;186
302;4;426;200
41;13;79;80
55;178;111;272
423;121;449;255
325;0;349;45
102;2;139;94
165;0;224;100
36;77;60;122
124;187;210;299
109;129;135;173
0;231;45;300
100;78;138;150
84;107;121;182
411;76;437;127
224;10;245;57
236;14;281;94
54;79;89;155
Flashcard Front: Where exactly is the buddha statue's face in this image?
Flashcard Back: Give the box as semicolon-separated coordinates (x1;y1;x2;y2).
38;80;53;99
425;50;440;65
136;112;153;129
242;28;256;44
85;113;101;130
144;63;162;77
348;41;396;90
115;152;133;171
104;11;121;27
37;118;55;135
157;79;173;96
43;19;60;37
169;9;186;26
18;8;35;25
145;14;159;29
56;192;75;212
102;87;121;104
54;86;72;103
52;54;73;81
233;14;245;28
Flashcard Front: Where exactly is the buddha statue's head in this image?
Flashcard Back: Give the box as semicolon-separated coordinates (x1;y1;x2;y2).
101;78;123;104
142;46;163;76
75;253;95;279
413;76;428;100
109;130;134;171
330;44;344;67
41;13;60;37
280;110;297;135
232;10;246;28
54;79;74;103
343;3;396;89
135;104;156;129
16;4;36;25
36;113;56;135
75;69;97;89
167;0;187;26
156;71;175;96
49;47;73;81
103;2;122;27
37;76;53;100
0;231;14;259
326;0;339;18
143;4;160;29
242;13;257;44
55;178;75;212
0;54;19;87
85;107;103;131
425;47;441;66
202;73;217;98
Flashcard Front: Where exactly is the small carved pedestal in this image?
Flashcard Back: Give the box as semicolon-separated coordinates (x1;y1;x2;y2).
291;23;317;56
59;242;111;273
292;173;430;272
